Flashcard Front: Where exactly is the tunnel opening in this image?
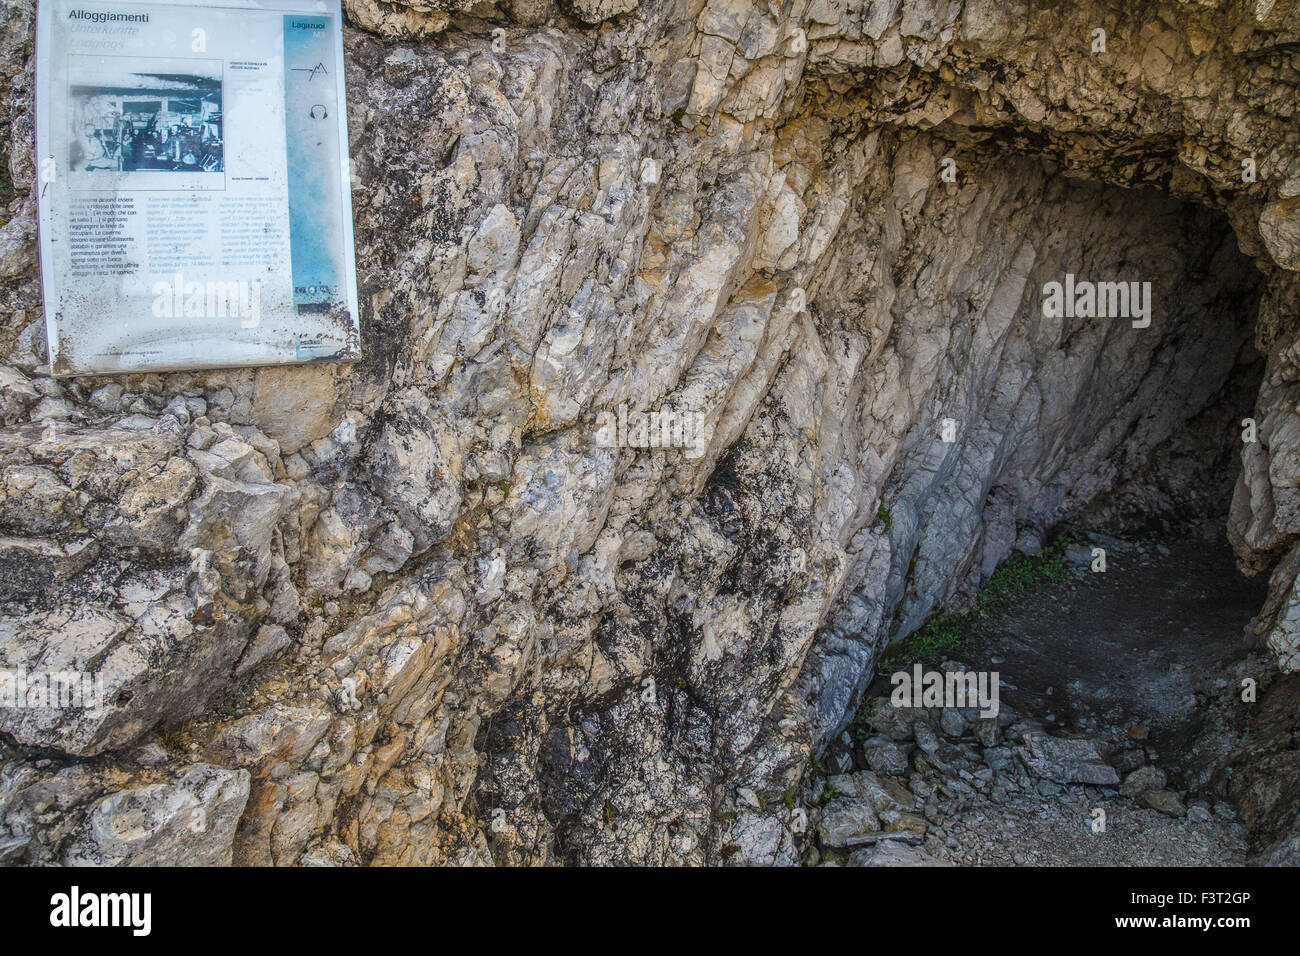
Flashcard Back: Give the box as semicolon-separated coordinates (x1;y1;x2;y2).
808;145;1295;865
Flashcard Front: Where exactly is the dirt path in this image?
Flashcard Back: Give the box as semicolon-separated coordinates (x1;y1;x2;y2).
965;524;1265;768
811;522;1268;867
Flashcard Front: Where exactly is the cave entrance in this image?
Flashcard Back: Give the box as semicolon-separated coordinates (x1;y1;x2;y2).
974;187;1278;760
959;184;1271;761
831;173;1281;865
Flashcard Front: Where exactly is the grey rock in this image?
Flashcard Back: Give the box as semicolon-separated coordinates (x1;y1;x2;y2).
0;569;255;756
0;536;98;601
1138;789;1187;818
1111;748;1146;774
848;841;951;866
1016;733;1120;786
565;0;637;25
235;624;291;678
299;840;360;866
63;764;250;866
838;771;918;817
382;47;423;87
1120;765;1168;798
0;834;30;864
1064;543;1094;567
817;797;880;849
0;366;39;425
974;716;1000;747
0;0;1294;868
860;736;912;775
939;707;968;738
859;697;922;742
914;721;941;754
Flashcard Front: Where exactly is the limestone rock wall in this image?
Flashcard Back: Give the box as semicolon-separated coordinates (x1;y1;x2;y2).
0;0;1298;865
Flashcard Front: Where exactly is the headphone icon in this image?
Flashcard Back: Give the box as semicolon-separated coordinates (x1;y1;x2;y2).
309;104;328;119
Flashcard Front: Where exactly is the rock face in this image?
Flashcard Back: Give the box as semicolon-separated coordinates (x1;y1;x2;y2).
62;764;251;867
1;0;1299;865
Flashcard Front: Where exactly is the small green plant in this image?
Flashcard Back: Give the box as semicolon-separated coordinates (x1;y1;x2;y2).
821;782;843;804
876;502;892;531
872;533;1078;679
876;614;962;675
850;710;874;741
975;538;1070;614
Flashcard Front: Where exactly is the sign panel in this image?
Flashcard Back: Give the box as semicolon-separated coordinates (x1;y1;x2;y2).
35;0;360;376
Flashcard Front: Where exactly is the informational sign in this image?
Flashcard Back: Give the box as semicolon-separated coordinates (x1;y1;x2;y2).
35;0;360;376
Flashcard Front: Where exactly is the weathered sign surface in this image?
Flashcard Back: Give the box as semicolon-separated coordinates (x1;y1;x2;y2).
36;0;359;375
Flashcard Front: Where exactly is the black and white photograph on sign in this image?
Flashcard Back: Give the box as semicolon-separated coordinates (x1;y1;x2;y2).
68;56;223;174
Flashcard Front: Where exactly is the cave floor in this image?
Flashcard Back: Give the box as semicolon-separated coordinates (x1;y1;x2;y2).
816;522;1270;867
964;522;1267;776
